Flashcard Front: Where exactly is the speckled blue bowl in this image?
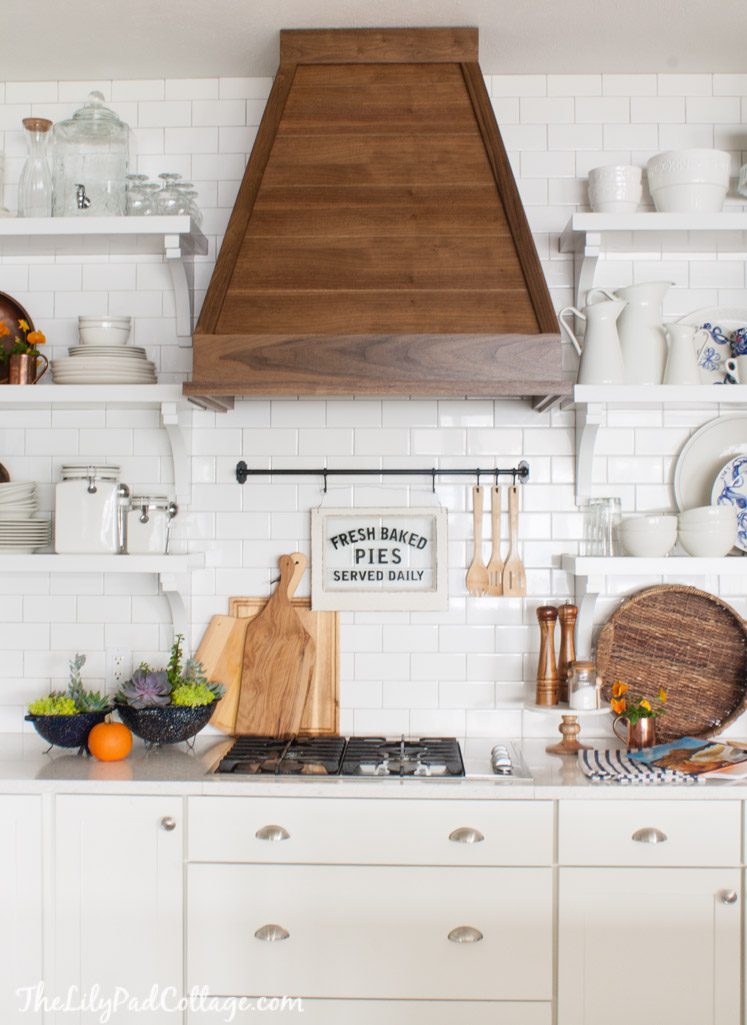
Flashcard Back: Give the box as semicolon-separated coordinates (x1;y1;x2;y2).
115;702;216;745
25;710;109;750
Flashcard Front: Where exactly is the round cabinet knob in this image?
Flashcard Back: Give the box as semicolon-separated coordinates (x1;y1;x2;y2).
721;890;738;905
448;926;483;943
255;824;291;842
160;816;177;832
631;827;667;844
448;827;485;844
254;924;290;942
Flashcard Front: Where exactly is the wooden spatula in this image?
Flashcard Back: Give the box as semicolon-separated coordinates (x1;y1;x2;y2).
502;485;526;597
234;554;317;736
487;485;503;596
465;485;489;597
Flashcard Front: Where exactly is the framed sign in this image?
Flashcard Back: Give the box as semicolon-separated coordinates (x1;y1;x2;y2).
310;506;448;611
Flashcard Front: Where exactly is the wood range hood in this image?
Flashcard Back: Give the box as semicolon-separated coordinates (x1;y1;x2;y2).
184;27;568;410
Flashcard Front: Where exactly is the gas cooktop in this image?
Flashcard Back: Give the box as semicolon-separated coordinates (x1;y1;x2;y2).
214;735;532;781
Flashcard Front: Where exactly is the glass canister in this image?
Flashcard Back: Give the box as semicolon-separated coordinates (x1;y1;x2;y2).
52;92;130;217
55;464;127;554
568;661;599;711
126;496;177;554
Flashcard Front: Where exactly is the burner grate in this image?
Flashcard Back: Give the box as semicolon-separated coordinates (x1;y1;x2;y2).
341;736;465;777
216;735;347;775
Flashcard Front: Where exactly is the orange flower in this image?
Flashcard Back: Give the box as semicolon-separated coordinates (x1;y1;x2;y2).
640;699;652;712
27;331;45;346
17;318;29;333
612;680;628;698
659;688;667;704
0;322;9;339
611;697;627;715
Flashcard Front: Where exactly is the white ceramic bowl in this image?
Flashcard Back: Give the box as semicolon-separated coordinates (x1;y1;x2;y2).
78;316;131;326
677;506;737;556
647;149;730;212
678;504;737;526
588;165;643;213
620;515;678;558
78;323;131;346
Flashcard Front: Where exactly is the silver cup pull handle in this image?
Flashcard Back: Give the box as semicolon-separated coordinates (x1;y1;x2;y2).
448;926;483;943
631;827;668;844
255;824;290;842
448;827;485;844
255;924;290;942
721;890;738;905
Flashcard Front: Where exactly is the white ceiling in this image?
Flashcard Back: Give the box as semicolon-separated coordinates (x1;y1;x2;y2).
6;0;747;81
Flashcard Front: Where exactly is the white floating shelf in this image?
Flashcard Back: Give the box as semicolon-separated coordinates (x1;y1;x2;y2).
0;216;207;340
0;553;205;650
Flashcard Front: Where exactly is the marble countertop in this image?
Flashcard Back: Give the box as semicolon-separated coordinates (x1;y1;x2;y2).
1;731;746;799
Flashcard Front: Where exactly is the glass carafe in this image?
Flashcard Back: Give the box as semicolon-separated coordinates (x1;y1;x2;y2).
18;118;53;217
52;92;130;216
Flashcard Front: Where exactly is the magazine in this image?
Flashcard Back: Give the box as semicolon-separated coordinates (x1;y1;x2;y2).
628;737;747;777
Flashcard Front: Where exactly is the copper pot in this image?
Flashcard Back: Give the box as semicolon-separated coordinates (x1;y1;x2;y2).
613;714;657;751
8;352;48;385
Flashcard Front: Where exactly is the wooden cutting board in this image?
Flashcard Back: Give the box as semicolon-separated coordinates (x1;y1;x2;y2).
234;554;316;737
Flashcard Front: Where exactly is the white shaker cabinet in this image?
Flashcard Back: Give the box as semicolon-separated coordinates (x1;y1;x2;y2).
52;795;184;1025
557;800;743;1025
0;795;43;1024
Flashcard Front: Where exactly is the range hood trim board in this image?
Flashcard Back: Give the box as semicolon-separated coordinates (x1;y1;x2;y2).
189;28;566;404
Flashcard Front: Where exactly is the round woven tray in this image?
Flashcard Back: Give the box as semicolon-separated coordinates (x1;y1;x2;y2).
596;584;747;742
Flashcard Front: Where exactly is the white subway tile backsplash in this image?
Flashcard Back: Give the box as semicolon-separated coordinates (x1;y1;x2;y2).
630;96;685;123
686;96;741;123
658;73;713;96
113;80;165;101
603;74;657;96
520;97;574;124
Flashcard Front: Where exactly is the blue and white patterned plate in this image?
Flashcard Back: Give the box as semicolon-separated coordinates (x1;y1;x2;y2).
677;307;747;384
711;455;747;551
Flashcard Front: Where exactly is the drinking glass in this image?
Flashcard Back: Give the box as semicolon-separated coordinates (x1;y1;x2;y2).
125;173;154;216
583;497;622;556
156;172;186;215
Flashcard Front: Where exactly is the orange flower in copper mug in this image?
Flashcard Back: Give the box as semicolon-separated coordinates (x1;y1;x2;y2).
611;680;628;699
659;688;667;704
0;322;10;339
17;318;29;333
27;331;45;346
611;697;627;715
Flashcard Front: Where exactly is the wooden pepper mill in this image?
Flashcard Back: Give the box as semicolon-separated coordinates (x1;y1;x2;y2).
535;605;559;706
556;602;578;704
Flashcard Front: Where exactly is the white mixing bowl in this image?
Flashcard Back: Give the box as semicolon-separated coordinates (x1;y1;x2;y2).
620;515;678;558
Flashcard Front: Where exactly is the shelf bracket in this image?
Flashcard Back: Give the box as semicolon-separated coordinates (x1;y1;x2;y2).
575;232;602;308
159;570;191;652
574;401;604;503
160;401;191;506
164;233;194;345
572;572;600;661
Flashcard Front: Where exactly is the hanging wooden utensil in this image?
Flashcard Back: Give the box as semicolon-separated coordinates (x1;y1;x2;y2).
466;485;489;597
502;484;526;597
234;554;317;737
487;485;503;596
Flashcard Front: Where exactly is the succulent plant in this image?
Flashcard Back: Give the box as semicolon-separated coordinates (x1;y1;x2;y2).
67;652;113;712
116;669;172;709
28;693;78;716
171;682;216;707
182;657;225;701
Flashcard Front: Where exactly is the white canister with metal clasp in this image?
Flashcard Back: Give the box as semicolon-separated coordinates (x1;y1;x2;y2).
126;496;177;554
55;464;127;554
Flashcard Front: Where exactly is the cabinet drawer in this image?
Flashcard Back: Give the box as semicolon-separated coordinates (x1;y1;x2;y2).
187;864;553;1000
558;800;741;866
187;1000;552;1025
188;796;552;865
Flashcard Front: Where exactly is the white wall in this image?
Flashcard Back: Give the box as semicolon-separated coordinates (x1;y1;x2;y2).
1;72;746;736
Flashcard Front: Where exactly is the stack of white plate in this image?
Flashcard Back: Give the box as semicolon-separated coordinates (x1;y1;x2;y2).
51;345;157;385
0;481;51;552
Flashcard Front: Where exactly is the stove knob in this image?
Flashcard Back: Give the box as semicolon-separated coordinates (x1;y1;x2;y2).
449;827;485;844
256;824;290;842
448;926;483;943
254;924;290;942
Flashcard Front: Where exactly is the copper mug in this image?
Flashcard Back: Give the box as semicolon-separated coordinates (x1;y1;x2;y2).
613;715;656;750
8;352;48;385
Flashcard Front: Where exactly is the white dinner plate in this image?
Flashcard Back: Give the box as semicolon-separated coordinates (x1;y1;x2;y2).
711;456;747;551
68;347;147;358
677;306;747;384
674;413;747;510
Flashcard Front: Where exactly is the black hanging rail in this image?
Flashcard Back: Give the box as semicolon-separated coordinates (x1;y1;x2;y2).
236;461;529;492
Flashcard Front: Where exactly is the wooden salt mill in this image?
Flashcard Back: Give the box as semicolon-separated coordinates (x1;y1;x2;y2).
556;602;578;704
535;605;559;706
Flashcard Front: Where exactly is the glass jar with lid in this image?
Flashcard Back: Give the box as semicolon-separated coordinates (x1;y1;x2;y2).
52;92;130;216
568;661;599;711
126;496;177;554
55;464;128;554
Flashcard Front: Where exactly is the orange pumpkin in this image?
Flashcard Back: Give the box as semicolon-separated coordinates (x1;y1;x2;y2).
88;721;133;762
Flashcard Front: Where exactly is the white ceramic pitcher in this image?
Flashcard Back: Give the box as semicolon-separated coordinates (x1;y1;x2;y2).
663;323;710;385
558;298;627;386
588;281;673;385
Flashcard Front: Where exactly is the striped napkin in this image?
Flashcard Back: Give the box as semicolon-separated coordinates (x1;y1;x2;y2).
578;748;704;785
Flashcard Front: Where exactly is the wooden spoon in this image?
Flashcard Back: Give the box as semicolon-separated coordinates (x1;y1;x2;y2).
502;485;526;597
